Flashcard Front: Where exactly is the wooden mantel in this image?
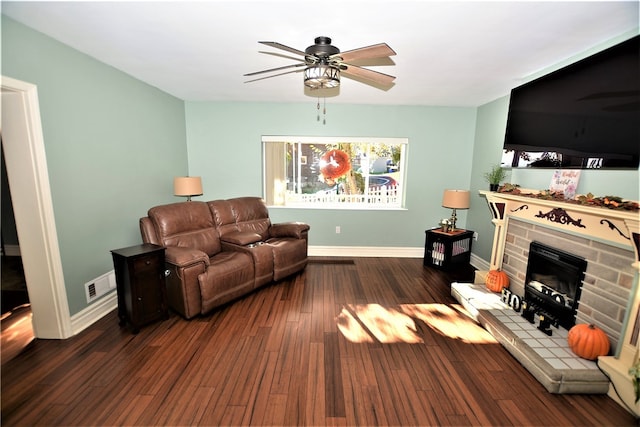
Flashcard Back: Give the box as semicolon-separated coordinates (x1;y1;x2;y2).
479;189;640;271
480;189;640;416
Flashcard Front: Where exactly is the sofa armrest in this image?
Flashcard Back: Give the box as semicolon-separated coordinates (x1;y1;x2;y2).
139;216;161;245
162;246;209;320
269;222;310;239
164;246;210;268
220;231;263;246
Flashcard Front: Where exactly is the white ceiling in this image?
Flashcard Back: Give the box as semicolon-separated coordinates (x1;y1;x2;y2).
2;1;638;107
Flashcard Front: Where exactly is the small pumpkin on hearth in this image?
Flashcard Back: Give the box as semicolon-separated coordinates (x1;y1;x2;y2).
567;323;610;360
485;269;510;293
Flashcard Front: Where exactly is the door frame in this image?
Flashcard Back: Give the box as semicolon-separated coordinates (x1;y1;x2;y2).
1;76;71;339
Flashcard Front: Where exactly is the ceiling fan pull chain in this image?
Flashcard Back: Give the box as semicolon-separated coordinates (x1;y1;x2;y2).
317;98;320;122
323;98;327;125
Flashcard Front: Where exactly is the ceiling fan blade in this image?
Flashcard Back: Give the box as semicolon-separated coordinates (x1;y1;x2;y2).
341;64;396;85
244;63;307;77
344;56;396;67
258;41;306;57
259;51;307;63
337;43;396;63
244;68;304;83
341;74;396;92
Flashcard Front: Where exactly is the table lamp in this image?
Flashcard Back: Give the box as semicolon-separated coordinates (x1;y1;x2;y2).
174;176;203;201
442;189;470;231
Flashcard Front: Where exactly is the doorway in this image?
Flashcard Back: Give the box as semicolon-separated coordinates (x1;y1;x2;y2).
1;76;72;339
1;139;33;363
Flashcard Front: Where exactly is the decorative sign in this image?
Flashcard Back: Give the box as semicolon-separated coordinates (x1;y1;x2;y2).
501;288;522;312
528;280;571;308
501;289;559;336
550;169;581;199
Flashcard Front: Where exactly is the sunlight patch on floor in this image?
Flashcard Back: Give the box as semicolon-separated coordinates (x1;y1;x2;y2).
336;303;497;344
337;304;422;343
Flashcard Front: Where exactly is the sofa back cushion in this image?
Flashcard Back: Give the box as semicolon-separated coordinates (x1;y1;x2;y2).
228;197;272;240
208;197;272;241
208;200;239;237
148;201;221;257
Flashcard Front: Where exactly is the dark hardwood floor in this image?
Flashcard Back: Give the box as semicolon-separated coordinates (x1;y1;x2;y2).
1;257;637;426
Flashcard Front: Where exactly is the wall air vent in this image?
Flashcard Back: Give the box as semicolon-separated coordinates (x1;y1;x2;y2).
87;283;97;299
84;270;116;303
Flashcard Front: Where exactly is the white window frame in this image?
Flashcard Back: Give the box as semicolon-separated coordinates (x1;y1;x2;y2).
262;136;408;210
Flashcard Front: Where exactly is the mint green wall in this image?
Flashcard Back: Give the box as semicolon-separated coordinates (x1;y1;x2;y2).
468;95;640;263
2;16;188;315
466;96;510;263
185;102;477;247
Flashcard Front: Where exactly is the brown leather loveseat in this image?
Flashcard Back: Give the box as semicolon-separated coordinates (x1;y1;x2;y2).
139;197;310;319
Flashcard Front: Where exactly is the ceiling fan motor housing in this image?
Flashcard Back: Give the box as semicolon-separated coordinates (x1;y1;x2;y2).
306;36;340;59
303;37;341;88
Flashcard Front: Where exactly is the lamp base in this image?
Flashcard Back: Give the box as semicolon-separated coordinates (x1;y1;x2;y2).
449;208;458;231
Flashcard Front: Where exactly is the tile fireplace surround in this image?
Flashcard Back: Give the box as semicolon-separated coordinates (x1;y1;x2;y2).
469;190;639;415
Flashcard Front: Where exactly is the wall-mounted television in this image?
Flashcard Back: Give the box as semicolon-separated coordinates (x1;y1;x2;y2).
503;35;639;169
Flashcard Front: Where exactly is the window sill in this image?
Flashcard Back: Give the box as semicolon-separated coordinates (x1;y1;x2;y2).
268;204;408;211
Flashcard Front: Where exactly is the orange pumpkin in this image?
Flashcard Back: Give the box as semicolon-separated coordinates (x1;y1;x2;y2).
485;269;510;293
567;324;610;360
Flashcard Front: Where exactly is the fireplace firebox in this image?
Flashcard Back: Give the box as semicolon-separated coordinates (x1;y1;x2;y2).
523;241;587;331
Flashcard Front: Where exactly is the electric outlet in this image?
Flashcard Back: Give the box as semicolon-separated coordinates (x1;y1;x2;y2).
473;231;479;241
335;226;341;234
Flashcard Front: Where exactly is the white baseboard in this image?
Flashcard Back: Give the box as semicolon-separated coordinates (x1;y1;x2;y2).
309;245;423;258
470;253;490;271
70;290;117;335
309;246;492;271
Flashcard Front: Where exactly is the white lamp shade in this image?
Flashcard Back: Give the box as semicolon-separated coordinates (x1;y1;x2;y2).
442;189;470;209
174;176;203;197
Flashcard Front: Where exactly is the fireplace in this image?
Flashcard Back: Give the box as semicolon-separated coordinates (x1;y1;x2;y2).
523;241;587;331
480;190;639;410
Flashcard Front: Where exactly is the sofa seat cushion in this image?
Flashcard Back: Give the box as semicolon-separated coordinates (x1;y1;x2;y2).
266;237;308;281
198;251;255;314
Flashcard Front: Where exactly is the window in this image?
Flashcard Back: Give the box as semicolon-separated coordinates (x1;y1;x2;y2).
263;136;408;209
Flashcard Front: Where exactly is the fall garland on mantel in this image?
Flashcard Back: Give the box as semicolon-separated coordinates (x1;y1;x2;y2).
497;183;640;212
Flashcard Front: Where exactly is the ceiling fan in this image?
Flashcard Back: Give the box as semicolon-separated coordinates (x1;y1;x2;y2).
244;36;396;91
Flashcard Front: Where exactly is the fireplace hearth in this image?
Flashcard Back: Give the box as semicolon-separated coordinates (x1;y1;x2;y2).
522;241;587;331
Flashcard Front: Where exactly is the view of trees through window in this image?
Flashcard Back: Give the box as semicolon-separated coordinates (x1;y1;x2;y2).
263;136;407;208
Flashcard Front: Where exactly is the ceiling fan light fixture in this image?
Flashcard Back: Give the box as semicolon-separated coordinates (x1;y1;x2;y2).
304;64;340;89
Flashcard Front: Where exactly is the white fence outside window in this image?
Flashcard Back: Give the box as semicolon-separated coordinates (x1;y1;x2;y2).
286;184;401;208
